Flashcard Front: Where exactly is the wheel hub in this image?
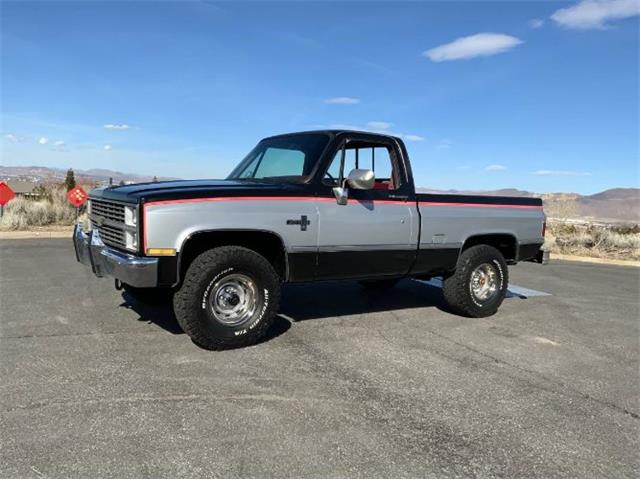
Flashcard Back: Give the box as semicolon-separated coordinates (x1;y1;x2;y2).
470;263;499;302
208;273;258;326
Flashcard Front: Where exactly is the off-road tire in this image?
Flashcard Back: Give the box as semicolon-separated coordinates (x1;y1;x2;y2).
173;246;281;350
123;285;173;305
442;245;508;318
359;278;401;290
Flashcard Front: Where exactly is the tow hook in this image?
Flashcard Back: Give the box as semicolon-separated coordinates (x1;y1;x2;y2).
114;279;124;290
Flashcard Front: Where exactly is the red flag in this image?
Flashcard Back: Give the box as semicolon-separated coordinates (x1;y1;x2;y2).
0;182;16;207
66;186;88;208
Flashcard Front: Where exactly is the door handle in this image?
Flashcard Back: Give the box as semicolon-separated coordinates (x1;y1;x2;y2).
388;194;408;201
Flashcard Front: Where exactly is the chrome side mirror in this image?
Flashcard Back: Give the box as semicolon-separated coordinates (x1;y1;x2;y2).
332;169;375;205
346;169;375;190
332;186;348;205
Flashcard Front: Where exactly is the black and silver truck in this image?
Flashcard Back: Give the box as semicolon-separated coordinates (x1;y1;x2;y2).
74;130;546;349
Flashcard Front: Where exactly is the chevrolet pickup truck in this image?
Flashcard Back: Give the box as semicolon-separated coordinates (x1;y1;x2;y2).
74;130;546;349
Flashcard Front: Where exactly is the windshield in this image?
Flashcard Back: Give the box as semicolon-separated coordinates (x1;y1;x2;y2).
227;133;330;184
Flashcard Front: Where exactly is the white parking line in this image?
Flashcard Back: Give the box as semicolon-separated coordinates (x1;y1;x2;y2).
413;278;551;299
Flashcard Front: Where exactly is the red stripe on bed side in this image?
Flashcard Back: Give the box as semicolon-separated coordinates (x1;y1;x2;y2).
419;202;542;209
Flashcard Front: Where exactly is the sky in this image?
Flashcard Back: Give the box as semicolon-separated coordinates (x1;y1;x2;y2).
1;0;638;194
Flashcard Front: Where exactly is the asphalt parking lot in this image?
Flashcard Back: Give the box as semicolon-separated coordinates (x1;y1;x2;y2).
1;238;638;478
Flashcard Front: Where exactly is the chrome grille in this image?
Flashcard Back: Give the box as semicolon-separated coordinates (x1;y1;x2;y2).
89;199;127;250
90;199;125;223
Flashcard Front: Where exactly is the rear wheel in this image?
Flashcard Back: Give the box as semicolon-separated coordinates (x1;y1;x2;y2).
442;245;508;317
173;246;281;350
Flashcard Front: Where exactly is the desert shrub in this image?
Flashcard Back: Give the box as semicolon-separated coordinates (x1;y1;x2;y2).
547;221;640;260
612;224;640;235
0;187;80;230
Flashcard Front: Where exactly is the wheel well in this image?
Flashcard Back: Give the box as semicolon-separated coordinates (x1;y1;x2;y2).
462;234;517;262
178;230;287;284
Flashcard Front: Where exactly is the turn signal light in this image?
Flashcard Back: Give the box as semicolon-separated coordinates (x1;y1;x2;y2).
146;248;176;256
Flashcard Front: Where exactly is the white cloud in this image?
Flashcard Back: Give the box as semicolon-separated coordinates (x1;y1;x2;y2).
533;169;593;176
38;137;49;145
456;165;471;171
54;140;65;147
103;144;112;151
423;33;523;62
485;164;507;171
104;123;130;130
529;18;545;28
367;121;392;130
403;134;425;142
5;133;18;143
324;97;360;105
551;0;640;29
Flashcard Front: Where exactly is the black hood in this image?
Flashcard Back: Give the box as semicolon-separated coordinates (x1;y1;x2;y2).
90;179;311;203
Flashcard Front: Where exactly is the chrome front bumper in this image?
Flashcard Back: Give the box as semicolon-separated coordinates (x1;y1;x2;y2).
73;224;158;287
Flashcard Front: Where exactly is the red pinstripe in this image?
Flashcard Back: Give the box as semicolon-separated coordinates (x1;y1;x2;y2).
144;196;409;207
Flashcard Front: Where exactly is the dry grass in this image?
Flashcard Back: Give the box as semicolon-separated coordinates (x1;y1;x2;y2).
0;188;83;231
546;221;640;261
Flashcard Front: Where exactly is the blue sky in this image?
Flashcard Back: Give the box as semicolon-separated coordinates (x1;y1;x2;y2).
1;0;638;193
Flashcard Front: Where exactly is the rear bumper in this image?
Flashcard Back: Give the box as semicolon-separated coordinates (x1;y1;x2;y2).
73;224;158;287
518;242;549;265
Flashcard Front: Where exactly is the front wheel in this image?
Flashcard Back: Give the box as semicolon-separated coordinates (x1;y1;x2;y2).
173;246;281;350
442;245;508;317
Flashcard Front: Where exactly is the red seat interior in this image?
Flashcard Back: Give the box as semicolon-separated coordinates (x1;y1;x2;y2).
373;180;394;190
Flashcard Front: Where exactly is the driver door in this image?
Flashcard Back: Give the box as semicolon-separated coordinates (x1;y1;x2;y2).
315;135;418;280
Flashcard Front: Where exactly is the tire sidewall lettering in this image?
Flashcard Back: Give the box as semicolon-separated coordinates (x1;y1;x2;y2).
236;288;270;336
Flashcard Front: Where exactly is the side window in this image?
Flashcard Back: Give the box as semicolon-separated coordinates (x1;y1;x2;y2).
322;143;399;190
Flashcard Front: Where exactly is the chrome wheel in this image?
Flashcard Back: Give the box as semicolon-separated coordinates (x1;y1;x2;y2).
208;273;258;326
470;263;499;302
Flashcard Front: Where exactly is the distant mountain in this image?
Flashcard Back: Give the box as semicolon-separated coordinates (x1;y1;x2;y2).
586;188;640;201
0;165;175;185
575;188;640;223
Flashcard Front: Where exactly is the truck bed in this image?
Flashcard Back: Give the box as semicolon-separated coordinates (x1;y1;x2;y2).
411;190;545;275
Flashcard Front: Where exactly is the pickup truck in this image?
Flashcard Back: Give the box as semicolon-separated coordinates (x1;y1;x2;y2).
74;130;546;349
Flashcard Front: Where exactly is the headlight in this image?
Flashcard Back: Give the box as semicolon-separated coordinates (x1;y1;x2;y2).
124;205;137;227
85;200;92;231
124;230;138;250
